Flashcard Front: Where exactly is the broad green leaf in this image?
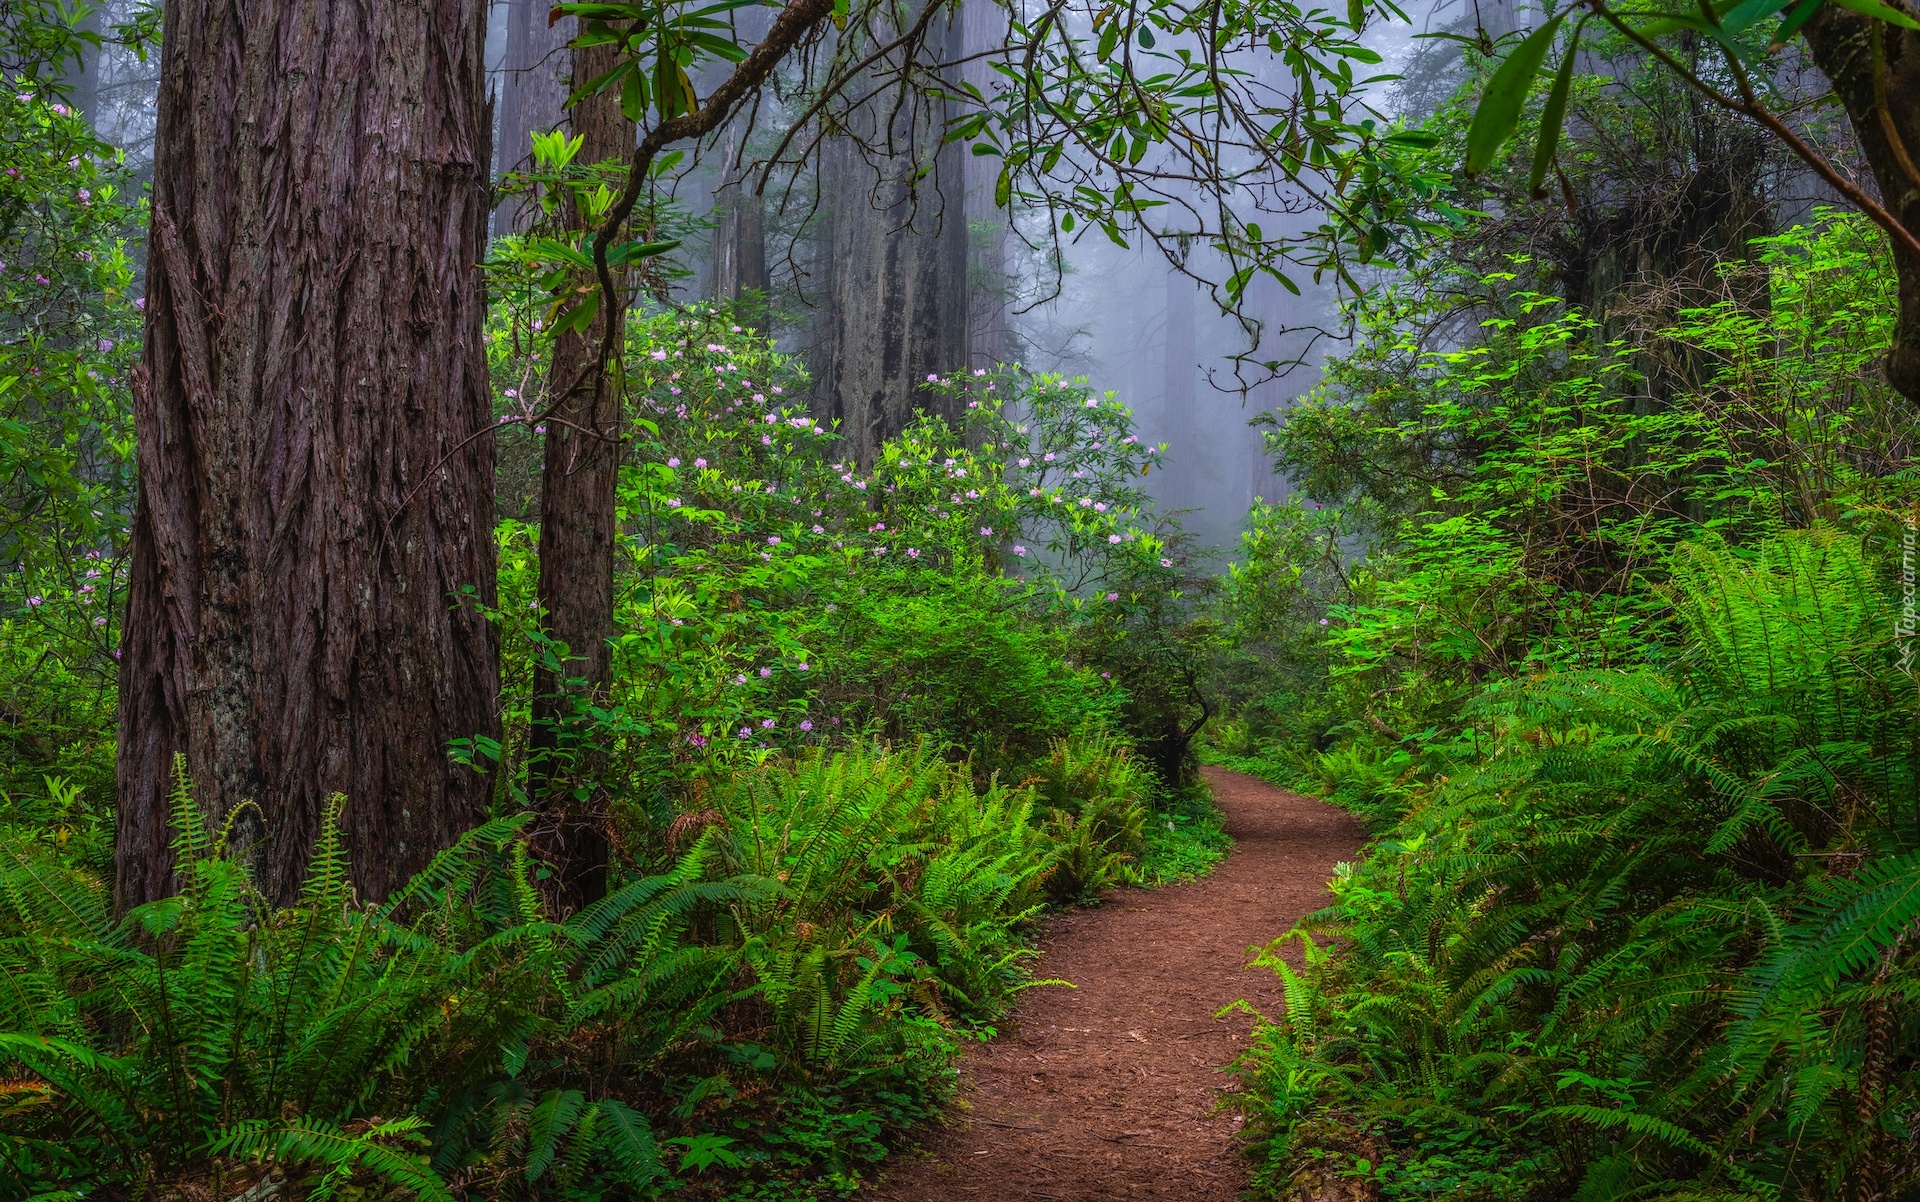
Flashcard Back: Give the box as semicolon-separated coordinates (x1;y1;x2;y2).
620;65;648;122
1718;0;1789;32
608;239;682;266
1634;0;1746;34
1528;34;1579;198
1464;13;1566;176
1827;0;1920;28
1771;0;1826;43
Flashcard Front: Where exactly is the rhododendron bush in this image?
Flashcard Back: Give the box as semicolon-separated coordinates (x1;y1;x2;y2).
473;300;1211;845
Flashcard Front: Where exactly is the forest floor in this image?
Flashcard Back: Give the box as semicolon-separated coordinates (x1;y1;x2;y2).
866;768;1364;1202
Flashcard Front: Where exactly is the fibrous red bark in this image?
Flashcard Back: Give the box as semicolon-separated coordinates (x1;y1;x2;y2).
117;0;501;909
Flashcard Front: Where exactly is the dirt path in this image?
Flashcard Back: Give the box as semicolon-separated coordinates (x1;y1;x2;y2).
867;768;1365;1202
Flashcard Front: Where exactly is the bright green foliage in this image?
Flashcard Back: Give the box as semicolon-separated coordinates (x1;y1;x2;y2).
0;775;555;1196
1224;213;1911;816
1229;210;1920;1198
1027;727;1149;902
0;735;1165;1198
716;745;1057;1041
1239;528;1920;1198
475;302;1200;844
1;36;148;802
798;579;1117;780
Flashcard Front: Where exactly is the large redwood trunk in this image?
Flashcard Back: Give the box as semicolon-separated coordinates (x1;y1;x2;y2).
117;0;501;909
1804;12;1920;404
528;39;635;912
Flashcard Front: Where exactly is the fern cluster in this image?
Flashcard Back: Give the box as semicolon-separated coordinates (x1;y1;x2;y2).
0;735;1152;1198
1240;529;1920;1199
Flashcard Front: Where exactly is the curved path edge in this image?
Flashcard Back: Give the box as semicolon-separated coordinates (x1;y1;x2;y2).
866;767;1366;1202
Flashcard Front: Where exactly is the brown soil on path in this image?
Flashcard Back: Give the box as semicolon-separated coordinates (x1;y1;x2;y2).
865;768;1365;1202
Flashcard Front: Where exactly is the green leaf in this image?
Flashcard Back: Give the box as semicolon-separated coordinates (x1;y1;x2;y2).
685;29;750;61
1771;0;1826;42
1137;23;1156;47
619;65;648;122
1634;0;1747;34
1097;21;1121;60
608;238;682;266
1718;0;1790;32
1464;13;1567;176
994;167;1011;208
1826;0;1920;28
1528;36;1579;198
527;1089;585;1181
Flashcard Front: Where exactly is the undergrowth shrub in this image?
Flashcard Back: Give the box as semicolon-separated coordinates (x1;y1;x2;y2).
716;745;1052;1037
799;581;1118;782
1;736;1161;1198
1238;528;1920;1200
1029;728;1149;902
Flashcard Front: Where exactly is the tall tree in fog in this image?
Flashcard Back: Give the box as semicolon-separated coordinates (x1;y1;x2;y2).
1160;266;1198;513
709;3;775;314
496;0;570;232
118;0;499;907
811;7;970;465
711;124;772;311
961;0;1016;369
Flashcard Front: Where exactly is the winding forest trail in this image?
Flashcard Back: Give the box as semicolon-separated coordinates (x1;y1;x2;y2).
868;768;1365;1201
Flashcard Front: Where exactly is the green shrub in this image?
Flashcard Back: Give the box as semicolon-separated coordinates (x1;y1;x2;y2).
801;582;1118;781
0;769;723;1198
0;739;1175;1199
714;742;1053;1036
1238;529;1920;1200
1029;728;1149;903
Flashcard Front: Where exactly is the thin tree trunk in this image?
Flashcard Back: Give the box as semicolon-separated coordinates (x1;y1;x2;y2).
1803;12;1920;403
1161;266;1197;513
117;0;500;909
712;122;771;316
528;37;634;913
495;0;570;234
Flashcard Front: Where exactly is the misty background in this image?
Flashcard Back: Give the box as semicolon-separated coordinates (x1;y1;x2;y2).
62;0;1533;559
